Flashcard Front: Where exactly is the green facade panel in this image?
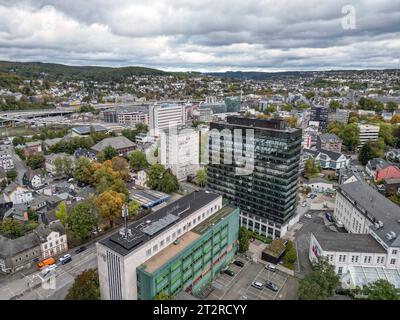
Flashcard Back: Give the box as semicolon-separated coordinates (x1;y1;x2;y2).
137;206;240;300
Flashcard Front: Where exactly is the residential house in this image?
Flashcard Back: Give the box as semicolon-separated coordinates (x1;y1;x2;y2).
74;148;97;161
303;148;350;171
316;133;342;153
35;222;68;259
3;182;33;204
21;141;42;158
3;203;29;222
376;166;400;182
0;146;14;171
366;158;390;179
45;153;74;175
386;149;400;163
23;169;45;190
0;233;41;274
91;136;135;157
134;169;148;189
383;178;400;196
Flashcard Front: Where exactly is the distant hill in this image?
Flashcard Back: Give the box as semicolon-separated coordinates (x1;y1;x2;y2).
0;61;169;81
204;69;396;80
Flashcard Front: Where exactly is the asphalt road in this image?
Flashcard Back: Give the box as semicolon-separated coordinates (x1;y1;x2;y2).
0;241;98;300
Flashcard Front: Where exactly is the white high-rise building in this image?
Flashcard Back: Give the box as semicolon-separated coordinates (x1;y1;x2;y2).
358;124;380;146
149;103;186;135
160;128;199;181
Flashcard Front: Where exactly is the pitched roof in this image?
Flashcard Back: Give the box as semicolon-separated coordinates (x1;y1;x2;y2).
91;136;135;152
0;233;41;258
339;181;400;247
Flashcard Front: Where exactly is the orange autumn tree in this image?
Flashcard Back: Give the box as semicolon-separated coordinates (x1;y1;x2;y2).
95;190;125;228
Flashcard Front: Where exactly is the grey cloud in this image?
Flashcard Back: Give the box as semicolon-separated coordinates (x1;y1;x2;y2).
0;0;399;71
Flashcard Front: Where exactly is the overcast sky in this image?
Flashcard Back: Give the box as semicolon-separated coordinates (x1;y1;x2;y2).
0;0;399;72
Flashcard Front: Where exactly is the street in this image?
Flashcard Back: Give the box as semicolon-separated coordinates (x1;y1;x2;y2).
0;241;98;300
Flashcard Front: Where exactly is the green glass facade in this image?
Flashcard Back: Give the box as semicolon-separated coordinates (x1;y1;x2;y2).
206;117;302;234
136;206;240;300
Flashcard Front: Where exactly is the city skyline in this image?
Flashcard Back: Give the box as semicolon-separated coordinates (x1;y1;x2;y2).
0;1;399;72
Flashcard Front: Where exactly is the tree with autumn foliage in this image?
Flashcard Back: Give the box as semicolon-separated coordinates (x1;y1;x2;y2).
95;190;125;228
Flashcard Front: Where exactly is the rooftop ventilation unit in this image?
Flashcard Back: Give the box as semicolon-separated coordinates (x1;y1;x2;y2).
374;222;380;230
389;231;397;239
378;221;384;229
386;233;394;241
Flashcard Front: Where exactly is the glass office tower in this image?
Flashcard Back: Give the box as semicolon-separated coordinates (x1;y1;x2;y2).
206;116;302;239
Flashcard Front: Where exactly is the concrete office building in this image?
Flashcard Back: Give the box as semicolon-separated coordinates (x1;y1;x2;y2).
160;127;199;181
328;109;350;124
207;116;302;239
310;105;329;130
97;190;224;300
149;104;186;135
333;181;400;268
136;205;239;299
358;124;380;146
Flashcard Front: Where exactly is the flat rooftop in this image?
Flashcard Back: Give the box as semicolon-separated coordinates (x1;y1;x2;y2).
99;190;220;256
130;189;170;208
313;231;386;253
141;231;200;273
141;205;237;273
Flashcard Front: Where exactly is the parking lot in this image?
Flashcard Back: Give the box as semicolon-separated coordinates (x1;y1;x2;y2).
204;256;295;300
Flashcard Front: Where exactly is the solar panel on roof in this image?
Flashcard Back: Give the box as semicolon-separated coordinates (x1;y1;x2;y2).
142;214;179;236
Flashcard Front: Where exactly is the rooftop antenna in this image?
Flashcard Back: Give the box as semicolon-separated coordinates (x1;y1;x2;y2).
121;204;129;239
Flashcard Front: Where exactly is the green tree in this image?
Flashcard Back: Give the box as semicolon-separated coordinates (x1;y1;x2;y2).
65;269;100;300
26;154;45;169
339;123;360;151
365;279;399;300
73;157;91;185
196;169;207;187
358;143;375;165
159;169;179;193
283;240;297;270
62;155;73;178
53;156;64;177
239;226;250;253
298;258;340;300
379;124;395;147
128;150;149;171
68;202;97;240
6;169;18;181
329;100;341;111
154;291;172;300
55;201;68;227
304;159;315;179
0;218;23;238
146;164;166;190
102;146;118;161
128;201;141;219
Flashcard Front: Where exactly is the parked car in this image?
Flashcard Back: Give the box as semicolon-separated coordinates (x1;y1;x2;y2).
224;269;235;277
304;213;312;219
265;281;279;292
325;212;334;223
233;260;244;267
335;287;350;295
301;202;307;207
251;281;263;290
44;264;57;273
92;227;102;236
59;254;72;265
265;264;276;272
75;246;87;254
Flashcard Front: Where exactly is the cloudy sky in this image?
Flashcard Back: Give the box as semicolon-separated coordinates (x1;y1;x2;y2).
0;0;399;72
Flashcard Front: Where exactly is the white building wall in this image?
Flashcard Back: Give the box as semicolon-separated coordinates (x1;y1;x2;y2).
98;195;222;300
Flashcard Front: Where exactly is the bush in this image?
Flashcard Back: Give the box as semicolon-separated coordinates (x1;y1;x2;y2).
249;231;272;244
